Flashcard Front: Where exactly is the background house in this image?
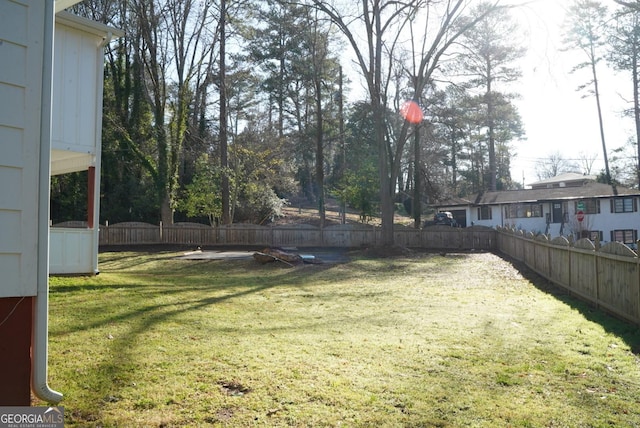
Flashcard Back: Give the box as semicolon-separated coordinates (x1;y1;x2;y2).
435;173;640;246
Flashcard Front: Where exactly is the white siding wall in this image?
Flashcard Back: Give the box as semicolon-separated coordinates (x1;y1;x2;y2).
50;20;101;175
471;205;503;228
585;204;640;243
0;0;47;297
49;228;93;274
47;14;115;275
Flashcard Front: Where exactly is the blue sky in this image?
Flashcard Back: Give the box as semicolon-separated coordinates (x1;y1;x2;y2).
508;0;632;186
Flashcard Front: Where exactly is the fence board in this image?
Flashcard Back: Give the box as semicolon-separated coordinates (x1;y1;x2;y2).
569;249;598;304
323;224;376;247
100;222;159;245
394;226;422;248
548;237;571;289
272;225;322;247
523;233;536;269
533;234;550;278
164;223;217;246
598;243;640;322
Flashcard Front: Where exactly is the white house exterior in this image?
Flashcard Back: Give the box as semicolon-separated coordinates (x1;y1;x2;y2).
0;0;120;404
0;0;49;298
435;173;640;247
49;12;122;275
0;0;60;405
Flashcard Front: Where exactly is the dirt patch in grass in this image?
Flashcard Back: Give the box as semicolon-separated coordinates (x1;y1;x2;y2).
219;381;252;397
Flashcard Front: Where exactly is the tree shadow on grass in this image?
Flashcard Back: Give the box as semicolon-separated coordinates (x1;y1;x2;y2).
51;258;391;425
497;253;640;354
52;284;271;422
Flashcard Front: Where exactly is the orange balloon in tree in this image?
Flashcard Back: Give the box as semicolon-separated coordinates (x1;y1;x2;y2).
400;100;423;124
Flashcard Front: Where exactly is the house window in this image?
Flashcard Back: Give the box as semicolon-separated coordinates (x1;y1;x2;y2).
612;197;636;213
589;231;603;241
577;230;601;240
574;199;600;214
477;206;492;220
611;229;637;244
505;203;543;219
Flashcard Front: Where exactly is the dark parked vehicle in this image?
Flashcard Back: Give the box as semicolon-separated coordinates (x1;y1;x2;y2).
424;211;458;227
430;211;458;227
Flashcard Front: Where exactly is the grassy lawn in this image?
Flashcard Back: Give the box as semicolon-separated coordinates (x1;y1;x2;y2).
41;249;640;427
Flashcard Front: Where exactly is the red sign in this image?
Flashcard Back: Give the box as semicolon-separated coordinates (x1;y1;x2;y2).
577;210;585;222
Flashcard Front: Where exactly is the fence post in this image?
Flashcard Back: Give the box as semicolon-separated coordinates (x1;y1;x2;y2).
373;224;376;246
547;237;552;280
567;239;572;293
637;240;640;322
595;236;600;310
270;225;274;247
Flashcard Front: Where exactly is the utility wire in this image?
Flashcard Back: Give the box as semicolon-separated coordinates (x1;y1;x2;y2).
0;297;26;330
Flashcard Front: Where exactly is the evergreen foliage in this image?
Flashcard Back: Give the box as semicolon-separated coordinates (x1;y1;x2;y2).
52;1;640;235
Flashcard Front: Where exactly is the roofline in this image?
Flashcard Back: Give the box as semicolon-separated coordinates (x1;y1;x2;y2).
435;191;640;208
55;0;83;13
56;11;125;39
527;173;597;187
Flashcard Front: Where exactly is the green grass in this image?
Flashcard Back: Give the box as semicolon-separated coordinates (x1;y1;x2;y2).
40;250;640;427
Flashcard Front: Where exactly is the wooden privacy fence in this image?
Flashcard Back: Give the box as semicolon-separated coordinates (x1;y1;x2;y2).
98;221;496;250
497;227;640;326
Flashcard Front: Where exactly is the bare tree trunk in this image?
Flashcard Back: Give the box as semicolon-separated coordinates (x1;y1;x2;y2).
413;124;421;228
220;0;231;224
487;85;497;191
338;66;346;224
565;1;611;186
135;0;171;224
372;1;394;246
451;135;458;193
591;56;612;186
278;56;285;138
633;49;640;188
314;77;325;226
